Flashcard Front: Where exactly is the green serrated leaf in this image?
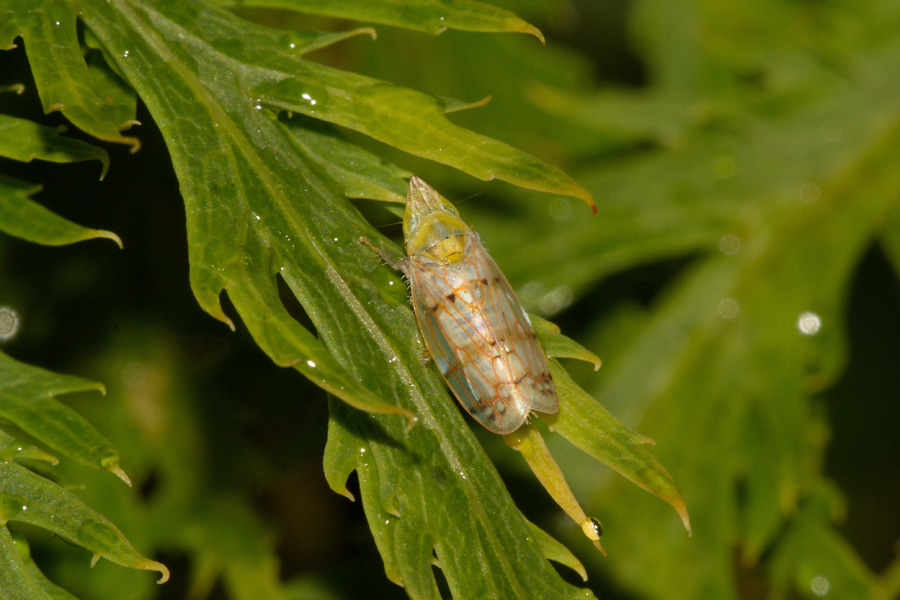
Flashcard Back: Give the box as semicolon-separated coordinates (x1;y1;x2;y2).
0;114;109;177
325;397;593;599
0;527;58;600
221;0;545;40
531;313;602;370
257;63;593;207
110;0;589;205
5;528;80;600
769;485;877;600
279;115;410;203
0;351;127;480
2;0;897;598
0;429;58;464
0;174;122;247
543;360;691;534
85;50;139;134
524;519;588;582
179;496;290;600
0;0;139;148
75;3;597;595
505;423;606;555
322;400;363;503
0;460;168;582
74;0;584;421
224;282;415;423
543;24;900;599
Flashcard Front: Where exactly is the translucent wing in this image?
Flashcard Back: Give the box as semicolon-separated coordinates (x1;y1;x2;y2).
408;232;558;434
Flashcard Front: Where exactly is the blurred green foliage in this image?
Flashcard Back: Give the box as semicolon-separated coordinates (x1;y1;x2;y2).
2;0;900;599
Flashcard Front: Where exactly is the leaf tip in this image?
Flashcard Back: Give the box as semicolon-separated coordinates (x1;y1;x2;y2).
96;229;123;249
1;83;25;94
527;25;546;45
153;562;171;584
357;27;377;41
334;485;356;502
566;183;596;212
581;515;607;555
677;502;692;536
118;119;142;132
660;484;691;535
97;154;111;181
441;94;493;115
107;463;133;487
126;136;142;154
206;300;236;331
119;554;171;583
581;517;603;541
582;350;602;371
463;95;493;112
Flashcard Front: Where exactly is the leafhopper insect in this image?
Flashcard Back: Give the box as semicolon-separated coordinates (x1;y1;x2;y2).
368;177;558;434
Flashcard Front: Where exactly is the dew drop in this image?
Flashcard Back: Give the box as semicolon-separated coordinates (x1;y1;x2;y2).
811;575;830;596
581;517;602;540
549;197;572;221
0;306;21;341
717;298;740;320
718;234;741;255
797;311;822;335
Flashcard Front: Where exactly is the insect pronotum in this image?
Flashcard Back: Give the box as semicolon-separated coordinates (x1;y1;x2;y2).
368;177;559;434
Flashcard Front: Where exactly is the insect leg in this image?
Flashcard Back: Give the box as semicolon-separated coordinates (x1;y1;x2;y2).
358;236;407;274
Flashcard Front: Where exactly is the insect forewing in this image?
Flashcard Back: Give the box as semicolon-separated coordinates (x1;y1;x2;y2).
403;179;558;434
